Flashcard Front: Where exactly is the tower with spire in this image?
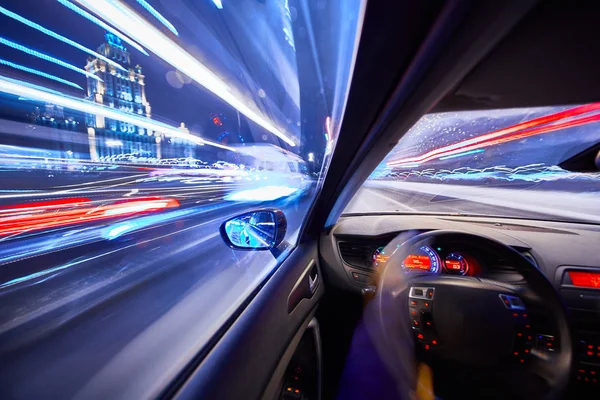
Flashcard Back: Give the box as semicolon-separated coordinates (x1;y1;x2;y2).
84;33;156;161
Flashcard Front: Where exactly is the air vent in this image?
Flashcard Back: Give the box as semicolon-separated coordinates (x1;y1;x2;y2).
484;249;537;283
338;242;372;269
489;265;519;274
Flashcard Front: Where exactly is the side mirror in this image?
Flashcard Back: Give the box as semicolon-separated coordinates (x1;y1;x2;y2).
220;209;287;251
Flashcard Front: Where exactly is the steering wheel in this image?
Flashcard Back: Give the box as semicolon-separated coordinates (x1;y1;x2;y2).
365;230;573;400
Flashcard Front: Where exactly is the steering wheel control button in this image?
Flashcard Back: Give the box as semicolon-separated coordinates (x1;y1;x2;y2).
408;287;438;350
420;311;433;328
499;294;525;310
409;287;435;300
510;311;533;363
576;366;600;386
536;335;555;353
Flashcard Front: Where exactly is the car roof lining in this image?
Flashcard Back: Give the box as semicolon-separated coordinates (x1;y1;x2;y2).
433;0;600;112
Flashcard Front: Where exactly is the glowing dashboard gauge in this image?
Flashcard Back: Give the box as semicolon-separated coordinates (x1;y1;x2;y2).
401;246;441;273
372;246;390;267
444;253;469;275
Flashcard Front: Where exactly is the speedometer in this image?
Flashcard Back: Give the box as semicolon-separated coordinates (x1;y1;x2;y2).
401;246;441;273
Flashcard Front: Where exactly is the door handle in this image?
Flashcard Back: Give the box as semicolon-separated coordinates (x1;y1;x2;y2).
309;272;318;293
287;260;319;313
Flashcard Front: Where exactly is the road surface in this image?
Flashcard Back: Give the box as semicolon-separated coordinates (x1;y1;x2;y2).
346;180;600;223
0;168;314;400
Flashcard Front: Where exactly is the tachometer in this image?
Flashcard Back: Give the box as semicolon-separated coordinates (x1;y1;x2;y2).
401;246;441;273
372;246;390;267
444;253;469;275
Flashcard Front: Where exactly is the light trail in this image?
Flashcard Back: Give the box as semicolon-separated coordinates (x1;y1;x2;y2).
225;185;299;201
56;0;149;56
0;58;83;89
445;112;600;155
135;0;179;36
438;149;485;161
0;197;180;237
0;37;102;81
74;0;297;147
0;6;127;72
0;76;237;151
0;213;224;306
388;103;600;166
382;164;600;183
428;112;600;165
0;197;91;213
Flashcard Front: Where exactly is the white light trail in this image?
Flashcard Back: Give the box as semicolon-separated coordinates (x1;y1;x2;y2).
135;0;179;36
0;6;127;72
0;76;236;151
225;185;299;201
106;139;123;147
74;0;297;147
0;37;102;82
56;0;149;56
0;58;83;90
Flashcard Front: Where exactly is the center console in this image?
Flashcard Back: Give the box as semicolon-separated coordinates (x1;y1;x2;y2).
555;266;600;394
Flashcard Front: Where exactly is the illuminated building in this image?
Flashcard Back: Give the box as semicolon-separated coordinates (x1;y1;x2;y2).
34;104;80;132
84;33;196;162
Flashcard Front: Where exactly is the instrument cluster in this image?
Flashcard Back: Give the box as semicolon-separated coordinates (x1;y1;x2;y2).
371;245;481;276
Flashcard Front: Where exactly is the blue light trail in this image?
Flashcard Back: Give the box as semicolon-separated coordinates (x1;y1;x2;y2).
0;37;102;81
0;75;237;151
0;6;127;72
56;0;149;56
0;59;83;90
212;0;224;10
439;149;485;161
135;0;179;36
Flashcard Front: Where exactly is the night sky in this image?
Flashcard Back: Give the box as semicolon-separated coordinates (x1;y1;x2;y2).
0;0;309;149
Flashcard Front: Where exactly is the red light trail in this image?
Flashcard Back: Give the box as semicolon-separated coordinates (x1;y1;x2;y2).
388;103;600;167
0;197;180;237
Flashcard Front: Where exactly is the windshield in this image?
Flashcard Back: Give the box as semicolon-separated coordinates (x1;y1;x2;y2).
346;105;600;223
0;0;362;398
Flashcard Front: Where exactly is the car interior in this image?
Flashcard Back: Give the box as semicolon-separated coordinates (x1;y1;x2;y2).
168;1;600;399
2;1;600;400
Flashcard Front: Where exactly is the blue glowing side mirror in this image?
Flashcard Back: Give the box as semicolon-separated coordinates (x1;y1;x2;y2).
220;209;287;250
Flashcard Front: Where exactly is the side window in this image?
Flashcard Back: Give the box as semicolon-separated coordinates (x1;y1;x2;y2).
0;0;363;396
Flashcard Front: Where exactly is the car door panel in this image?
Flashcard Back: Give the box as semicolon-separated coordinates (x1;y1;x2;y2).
172;241;323;400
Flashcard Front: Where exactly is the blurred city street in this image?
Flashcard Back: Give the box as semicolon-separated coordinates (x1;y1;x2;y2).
0;165;314;398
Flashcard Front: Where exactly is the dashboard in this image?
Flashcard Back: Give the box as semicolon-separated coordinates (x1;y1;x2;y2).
320;214;600;394
334;227;523;285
